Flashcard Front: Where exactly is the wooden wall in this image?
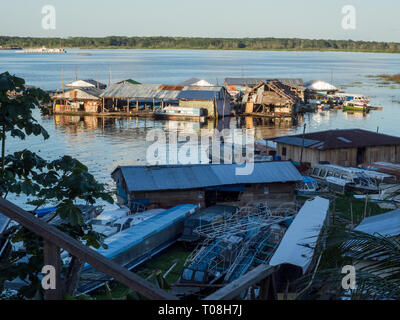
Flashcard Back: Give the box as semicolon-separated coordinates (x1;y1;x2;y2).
127;182;296;209
277;143;400;166
131;189;206;208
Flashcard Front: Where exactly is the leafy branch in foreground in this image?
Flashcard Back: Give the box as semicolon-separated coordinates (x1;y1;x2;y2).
0;72;113;299
306;226;400;300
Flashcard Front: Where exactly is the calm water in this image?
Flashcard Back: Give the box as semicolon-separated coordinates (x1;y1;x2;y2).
1;49;400;206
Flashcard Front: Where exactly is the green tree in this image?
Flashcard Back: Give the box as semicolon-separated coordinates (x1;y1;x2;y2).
0;72;113;299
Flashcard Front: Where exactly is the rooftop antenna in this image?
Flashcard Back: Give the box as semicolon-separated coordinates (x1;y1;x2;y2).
109;65;112;86
75;65;78;81
97;72;100;89
216;78;219;86
331;70;333;85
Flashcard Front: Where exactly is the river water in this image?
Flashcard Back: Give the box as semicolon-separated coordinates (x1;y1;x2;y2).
1;49;400;206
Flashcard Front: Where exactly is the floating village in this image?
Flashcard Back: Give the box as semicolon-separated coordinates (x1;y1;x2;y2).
1;69;400;301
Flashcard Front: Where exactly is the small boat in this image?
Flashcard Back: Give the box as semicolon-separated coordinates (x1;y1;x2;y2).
295;176;328;196
311;163;379;194
343;101;369;112
154;106;207;122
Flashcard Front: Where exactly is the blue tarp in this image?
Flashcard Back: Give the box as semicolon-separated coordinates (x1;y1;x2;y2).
35;207;57;218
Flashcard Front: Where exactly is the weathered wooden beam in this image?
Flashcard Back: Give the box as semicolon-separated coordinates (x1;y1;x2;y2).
204;264;276;300
0;197;177;300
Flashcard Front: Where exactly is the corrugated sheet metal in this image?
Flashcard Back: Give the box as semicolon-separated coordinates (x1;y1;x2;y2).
114;162;302;192
93;204;198;260
273;129;400;150
101;83;225;100
225;78;305;89
355;209;400;237
269;197;330;274
177;90;218;100
274;137;321;148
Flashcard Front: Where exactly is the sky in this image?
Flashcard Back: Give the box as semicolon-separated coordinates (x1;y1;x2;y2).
1;0;400;42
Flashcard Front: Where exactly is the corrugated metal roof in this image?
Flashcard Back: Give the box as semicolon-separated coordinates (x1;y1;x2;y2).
273;129;400;150
273;137;320;147
113;162;302;192
355;209;400;237
177;90;218;100
52;87;104;99
101;83;225;100
269;197;330;273
225;78;305;89
93;204;198;261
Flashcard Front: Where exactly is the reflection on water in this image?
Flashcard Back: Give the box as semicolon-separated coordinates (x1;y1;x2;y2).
4;49;400;207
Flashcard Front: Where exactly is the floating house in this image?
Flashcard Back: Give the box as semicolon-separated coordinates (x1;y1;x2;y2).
52;87;104;113
224;78;305;100
242;80;302;117
273;129;400;166
177;86;231;118
65;79;107;89
111;162;302;209
100;83;231;118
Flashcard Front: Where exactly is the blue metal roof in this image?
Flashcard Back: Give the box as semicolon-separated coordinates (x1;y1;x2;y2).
93;204;198;261
355;209;400;237
177;90;218;100
113;162;302;192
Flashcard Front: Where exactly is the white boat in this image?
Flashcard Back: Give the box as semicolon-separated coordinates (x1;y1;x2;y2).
295;176;329;196
18;47;66;53
154;106;207;122
311;164;379;194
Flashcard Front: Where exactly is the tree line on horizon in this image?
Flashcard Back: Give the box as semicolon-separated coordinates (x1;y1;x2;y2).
1;36;400;53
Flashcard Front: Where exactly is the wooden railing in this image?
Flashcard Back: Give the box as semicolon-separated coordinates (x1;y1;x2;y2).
0;198;177;300
204;264;278;300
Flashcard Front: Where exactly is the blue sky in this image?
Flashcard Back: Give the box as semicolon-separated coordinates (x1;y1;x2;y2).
1;0;399;42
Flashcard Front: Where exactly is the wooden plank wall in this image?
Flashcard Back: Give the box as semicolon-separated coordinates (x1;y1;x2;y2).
277;143;400;166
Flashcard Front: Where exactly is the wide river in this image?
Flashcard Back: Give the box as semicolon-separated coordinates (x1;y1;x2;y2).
1;49;400;207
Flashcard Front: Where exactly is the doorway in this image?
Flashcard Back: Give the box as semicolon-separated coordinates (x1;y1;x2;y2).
356;147;366;165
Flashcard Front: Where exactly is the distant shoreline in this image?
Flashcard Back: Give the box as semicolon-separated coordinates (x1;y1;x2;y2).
2;36;400;54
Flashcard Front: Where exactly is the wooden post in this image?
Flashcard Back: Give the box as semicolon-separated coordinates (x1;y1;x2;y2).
363;195;368;219
350;201;353;225
43;240;62;300
102;97;105;114
127;98;129;114
300;123;306;163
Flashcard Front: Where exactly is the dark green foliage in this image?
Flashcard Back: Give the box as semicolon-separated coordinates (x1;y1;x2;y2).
0;72;113;299
2;36;400;53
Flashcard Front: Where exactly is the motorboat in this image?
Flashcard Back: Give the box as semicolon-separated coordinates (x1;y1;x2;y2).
295;176;329;196
311;163;379;194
